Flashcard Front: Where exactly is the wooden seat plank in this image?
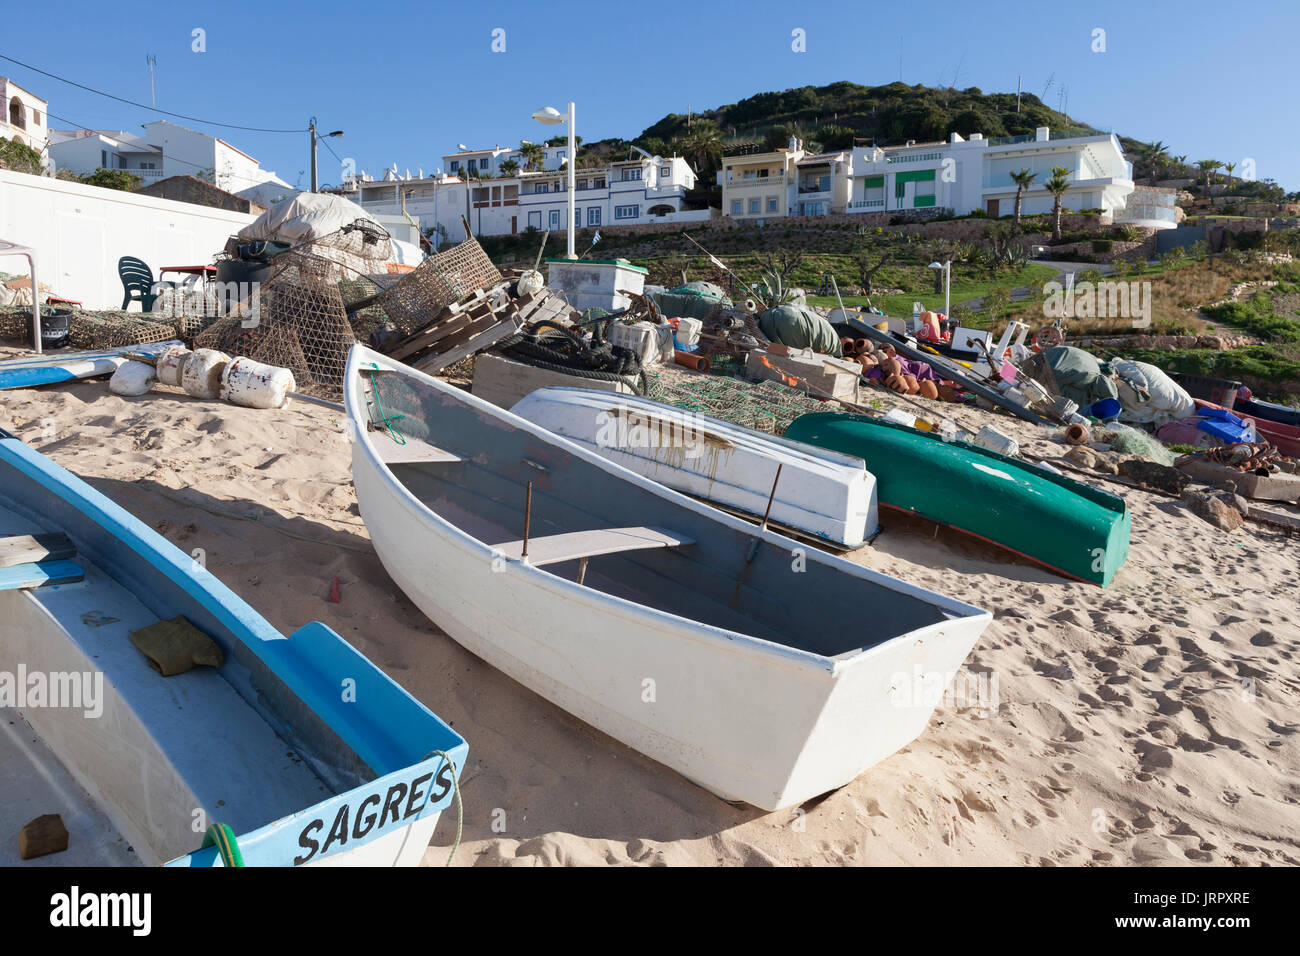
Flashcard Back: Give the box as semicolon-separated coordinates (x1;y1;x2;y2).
490;526;694;566
0;559;85;591
368;429;463;465
0;533;76;569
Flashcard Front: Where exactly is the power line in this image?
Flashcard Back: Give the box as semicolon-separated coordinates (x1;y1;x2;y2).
0;51;306;133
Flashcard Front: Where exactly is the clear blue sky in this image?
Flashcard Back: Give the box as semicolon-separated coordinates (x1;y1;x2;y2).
4;0;1297;191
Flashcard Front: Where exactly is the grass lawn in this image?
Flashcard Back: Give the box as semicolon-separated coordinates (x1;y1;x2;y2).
806;263;1059;316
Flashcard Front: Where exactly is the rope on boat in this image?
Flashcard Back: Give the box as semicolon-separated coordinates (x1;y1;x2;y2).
364;363;407;444
424;749;463;867
202;823;245;867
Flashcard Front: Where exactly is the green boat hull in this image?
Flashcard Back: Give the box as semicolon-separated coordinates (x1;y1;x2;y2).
784;413;1131;587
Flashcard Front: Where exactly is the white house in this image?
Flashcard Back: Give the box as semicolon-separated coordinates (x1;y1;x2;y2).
352;154;704;243
1;77;50;159
442;143;569;179
49;120;292;199
846;127;1139;222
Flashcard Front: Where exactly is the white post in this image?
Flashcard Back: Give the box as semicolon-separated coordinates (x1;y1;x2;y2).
944;261;950;318
28;252;41;355
566;101;576;260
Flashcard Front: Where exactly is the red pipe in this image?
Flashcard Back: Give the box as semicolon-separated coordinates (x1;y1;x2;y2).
674;351;710;373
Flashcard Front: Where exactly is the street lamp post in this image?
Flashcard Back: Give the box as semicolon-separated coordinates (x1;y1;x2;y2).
928;260;951;318
309;117;344;192
532;102;576;259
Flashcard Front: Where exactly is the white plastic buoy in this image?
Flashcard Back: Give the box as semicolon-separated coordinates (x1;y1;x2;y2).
108;360;157;396
517;270;545;297
156;344;192;386
220;357;296;409
181;348;230;399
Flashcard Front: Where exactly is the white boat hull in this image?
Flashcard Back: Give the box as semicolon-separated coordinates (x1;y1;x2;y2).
511;387;878;548
348;348;991;811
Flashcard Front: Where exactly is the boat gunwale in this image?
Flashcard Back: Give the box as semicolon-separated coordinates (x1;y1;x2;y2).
345;347;991;673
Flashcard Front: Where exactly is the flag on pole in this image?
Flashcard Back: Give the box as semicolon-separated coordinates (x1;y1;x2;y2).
592;229;601;245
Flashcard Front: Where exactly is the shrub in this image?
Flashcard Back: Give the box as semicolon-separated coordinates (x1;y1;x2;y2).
1091;238;1114;253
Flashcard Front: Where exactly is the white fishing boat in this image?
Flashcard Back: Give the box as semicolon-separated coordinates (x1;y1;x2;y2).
511;387;878;548
0;427;467;867
345;345;992;811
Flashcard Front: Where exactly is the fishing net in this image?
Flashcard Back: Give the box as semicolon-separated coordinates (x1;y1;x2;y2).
194;251;353;397
373;236;503;334
644;365;828;434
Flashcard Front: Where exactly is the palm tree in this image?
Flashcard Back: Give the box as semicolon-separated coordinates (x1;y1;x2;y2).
519;142;545;172
1138;140;1167;179
1010;168;1037;227
681;119;724;173
1196;159;1222;188
1224;161;1236;191
498;158;519;177
1043;166;1071;240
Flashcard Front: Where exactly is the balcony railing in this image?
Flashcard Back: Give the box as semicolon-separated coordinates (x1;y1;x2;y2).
849;199;885;209
128;168;164;179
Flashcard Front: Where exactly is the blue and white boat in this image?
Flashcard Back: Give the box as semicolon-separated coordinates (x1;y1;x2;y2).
0;427;467;867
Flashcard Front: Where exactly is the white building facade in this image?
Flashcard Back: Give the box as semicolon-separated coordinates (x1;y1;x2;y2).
845;127;1138;221
48;121;292;200
350;154;705;243
1;77;49;158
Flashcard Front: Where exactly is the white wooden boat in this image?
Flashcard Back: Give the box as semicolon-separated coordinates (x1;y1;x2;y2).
345;345;992;811
511;387;878;548
0;427;467;866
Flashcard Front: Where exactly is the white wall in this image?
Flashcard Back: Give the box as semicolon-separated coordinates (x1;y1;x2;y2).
0;168;256;309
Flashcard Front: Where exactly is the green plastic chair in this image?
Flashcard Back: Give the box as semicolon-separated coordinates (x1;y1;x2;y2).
118;256;172;312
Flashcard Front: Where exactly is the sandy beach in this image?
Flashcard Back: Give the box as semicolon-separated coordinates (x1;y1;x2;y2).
3;367;1297;867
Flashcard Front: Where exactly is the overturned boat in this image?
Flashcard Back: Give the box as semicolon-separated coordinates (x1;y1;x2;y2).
345;345;991;811
510;386;878;548
785;412;1131;587
0;428;467;866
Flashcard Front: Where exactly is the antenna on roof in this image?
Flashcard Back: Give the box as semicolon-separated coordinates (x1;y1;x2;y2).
146;54;157;120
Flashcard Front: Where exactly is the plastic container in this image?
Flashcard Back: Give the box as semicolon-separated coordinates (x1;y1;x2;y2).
220;357;296;409
973;424;1020;457
1088;397;1122;421
29;308;71;350
606;321;672;366
675;317;703;347
883;408;917;428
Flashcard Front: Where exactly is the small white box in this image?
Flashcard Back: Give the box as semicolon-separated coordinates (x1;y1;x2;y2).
949;326;992;355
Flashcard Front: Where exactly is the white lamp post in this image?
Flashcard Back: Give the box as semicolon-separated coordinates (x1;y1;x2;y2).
928;260;951;318
532;102;576;259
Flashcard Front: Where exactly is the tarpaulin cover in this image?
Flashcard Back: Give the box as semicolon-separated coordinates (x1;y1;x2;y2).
1110;358;1197;426
1023;346;1118;408
654;281;733;320
757;304;843;357
237;193;383;246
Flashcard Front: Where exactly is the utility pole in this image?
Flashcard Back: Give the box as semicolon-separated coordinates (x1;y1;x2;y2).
309;119;318;192
1016;75;1022;113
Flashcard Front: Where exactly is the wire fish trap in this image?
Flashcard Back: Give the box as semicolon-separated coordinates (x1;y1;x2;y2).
194;251;355;397
296;219;394;282
373;237;503;334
